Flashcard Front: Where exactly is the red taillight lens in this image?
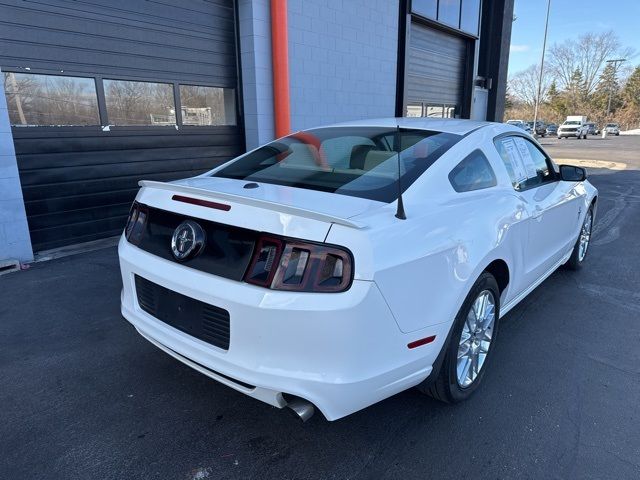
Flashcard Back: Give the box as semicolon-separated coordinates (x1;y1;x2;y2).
124;201;148;245
244;235;353;293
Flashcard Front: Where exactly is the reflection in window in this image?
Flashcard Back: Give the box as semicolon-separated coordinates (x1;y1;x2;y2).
426;105;445;118
406;103;423;117
438;0;461;27
412;0;437;19
408;103;457;119
3;72;99;126
449;150;497;192
460;0;481;34
104;79;175;126
179;85;236;126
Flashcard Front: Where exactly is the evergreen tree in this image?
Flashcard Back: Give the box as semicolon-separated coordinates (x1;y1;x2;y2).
622;66;640;108
593;63;622;117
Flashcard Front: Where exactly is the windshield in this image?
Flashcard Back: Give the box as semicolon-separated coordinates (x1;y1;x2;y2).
564;121;581;125
212;127;460;202
606;123;618;127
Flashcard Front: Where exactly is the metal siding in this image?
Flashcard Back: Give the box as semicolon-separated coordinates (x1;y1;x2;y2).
0;0;236;85
0;0;243;251
406;22;466;107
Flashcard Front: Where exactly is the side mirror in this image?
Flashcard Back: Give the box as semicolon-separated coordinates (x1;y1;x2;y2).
559;164;586;182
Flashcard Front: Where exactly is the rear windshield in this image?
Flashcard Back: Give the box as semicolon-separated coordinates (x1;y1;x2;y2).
606;123;618;127
564;121;581;125
212;127;460;202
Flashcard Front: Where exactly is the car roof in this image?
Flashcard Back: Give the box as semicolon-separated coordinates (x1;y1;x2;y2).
323;117;492;135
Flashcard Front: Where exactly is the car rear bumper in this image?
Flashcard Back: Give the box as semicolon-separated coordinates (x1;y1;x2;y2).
118;236;450;420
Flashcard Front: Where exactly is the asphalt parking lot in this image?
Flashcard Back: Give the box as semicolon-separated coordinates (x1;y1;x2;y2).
2;136;640;480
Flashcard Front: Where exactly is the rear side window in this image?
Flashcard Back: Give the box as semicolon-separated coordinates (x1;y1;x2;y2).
448;150;497;192
494;136;555;190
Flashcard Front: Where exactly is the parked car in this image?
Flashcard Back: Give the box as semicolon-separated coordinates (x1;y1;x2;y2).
506;119;528;132
585;123;597;135
527;121;547;137
558;115;589;139
546;124;558;135
605;123;620;136
119;118;598;421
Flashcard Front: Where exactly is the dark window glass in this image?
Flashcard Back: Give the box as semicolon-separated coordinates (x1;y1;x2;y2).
3;72;99;126
104;79;175;126
494;136;556;190
460;0;481;34
438;0;461;27
412;0;437;19
213;127;461;202
179;85;236;126
449;150;497;192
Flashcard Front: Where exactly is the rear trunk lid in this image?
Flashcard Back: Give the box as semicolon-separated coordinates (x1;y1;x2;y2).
138;177;384;239
129;177;383;280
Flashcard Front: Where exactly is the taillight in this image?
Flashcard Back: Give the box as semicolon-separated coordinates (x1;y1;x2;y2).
124;201;148;245
244;234;353;293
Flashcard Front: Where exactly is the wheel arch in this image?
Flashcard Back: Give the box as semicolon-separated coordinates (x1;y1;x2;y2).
483;259;510;297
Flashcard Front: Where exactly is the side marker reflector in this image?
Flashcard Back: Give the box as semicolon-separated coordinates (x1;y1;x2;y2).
172;195;231;211
407;335;436;349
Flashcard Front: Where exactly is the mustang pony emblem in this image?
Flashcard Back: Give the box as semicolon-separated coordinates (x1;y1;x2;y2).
171;220;205;260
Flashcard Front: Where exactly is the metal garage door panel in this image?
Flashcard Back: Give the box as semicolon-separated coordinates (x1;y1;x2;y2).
0;0;243;251
406;23;467;109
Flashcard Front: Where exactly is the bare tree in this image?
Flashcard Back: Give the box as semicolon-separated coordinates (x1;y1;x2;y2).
547;31;634;95
508;64;551;111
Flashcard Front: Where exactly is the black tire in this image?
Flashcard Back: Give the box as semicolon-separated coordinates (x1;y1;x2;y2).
418;272;501;403
565;206;594;270
616;132;619;136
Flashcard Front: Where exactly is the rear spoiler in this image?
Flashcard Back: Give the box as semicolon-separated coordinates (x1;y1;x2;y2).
138;180;367;229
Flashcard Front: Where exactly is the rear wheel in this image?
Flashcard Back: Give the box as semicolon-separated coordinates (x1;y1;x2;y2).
418;272;500;403
565;207;593;270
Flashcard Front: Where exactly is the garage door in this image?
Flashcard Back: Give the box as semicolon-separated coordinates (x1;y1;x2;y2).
405;22;468;118
0;0;243;251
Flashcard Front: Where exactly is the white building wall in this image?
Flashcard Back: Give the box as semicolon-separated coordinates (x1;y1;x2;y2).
0;67;33;263
287;0;399;131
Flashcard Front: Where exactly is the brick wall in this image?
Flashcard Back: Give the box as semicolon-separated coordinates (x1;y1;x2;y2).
0;67;33;262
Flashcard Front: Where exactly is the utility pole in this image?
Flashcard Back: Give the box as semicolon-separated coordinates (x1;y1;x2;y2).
606;58;626;118
533;0;551;138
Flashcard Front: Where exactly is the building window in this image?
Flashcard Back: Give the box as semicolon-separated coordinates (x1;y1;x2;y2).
406;102;457;118
104;79;175;126
412;0;437;19
460;0;481;35
3;72;99;126
406;103;423;117
438;0;461;27
179;85;236;126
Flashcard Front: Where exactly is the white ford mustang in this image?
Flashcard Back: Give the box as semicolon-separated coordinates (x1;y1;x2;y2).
119;118;597;421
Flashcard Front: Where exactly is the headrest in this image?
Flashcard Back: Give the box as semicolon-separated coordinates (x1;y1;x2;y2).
363;150;396;170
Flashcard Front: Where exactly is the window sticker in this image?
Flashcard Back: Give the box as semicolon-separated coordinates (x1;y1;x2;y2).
501;138;528;184
513;137;538;178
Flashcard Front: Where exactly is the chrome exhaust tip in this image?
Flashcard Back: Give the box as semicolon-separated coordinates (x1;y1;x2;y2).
286;398;315;422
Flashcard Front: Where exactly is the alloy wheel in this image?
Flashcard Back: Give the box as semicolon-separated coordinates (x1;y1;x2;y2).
456;290;496;388
578;210;593;261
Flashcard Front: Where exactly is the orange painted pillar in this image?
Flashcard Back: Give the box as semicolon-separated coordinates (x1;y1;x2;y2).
271;0;291;138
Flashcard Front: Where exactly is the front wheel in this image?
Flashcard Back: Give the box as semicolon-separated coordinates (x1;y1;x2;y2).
565;206;593;270
418;272;500;403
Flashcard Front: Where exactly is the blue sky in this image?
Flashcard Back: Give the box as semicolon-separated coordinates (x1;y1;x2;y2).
508;0;640;75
